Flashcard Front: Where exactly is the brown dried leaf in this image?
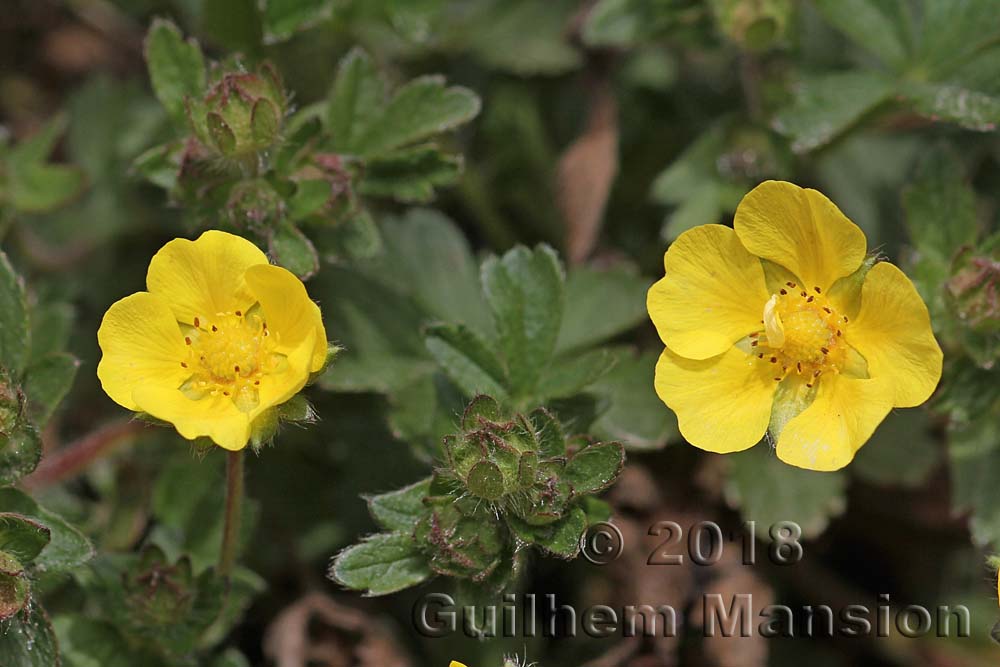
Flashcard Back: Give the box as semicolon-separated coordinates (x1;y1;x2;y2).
557;78;619;265
263;592;412;667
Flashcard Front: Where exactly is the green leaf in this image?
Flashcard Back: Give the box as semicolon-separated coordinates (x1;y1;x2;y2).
949;417;1000;545
536;348;617;400
330;532;432;596
260;0;334;44
425;323;509;400
853;410;940;488
355;75;480;157
28;302;73;364
0;425;42;487
54;615;162;667
564;442;625;494
468;0;581;75
903;82;1000;132
326;48;385;154
556;264;650;353
590;349;677;451
902;148;978;260
360;144;463;203
811;0;911;69
144;18;206;125
583;0;642;48
8;162;86;214
286;179;330;221
0;488;93;573
0;599;60;666
374;209;491;335
367;477;433;532
325;206;382;260
507;507;586;558
773;70;896;153
724;446;847;538
269;221;319;279
24;353;79;427
0;514;51;564
481;245;565;397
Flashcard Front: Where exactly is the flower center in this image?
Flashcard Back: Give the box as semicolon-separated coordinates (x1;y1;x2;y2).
179;309;285;411
751;281;849;386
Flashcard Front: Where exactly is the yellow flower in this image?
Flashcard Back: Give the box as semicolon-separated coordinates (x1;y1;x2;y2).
450;663;468;667
647;181;942;471
97;230;327;451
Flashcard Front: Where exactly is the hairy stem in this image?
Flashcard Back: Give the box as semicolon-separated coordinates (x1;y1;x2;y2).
219;449;245;578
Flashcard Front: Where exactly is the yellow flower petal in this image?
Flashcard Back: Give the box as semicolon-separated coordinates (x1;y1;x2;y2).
132;386;252;451
847;261;943;407
654;347;776;453
96;292;189;411
734;181;867;292
449;663;468;667
245;264;327;372
647;224;769;360
256;328;319;411
776;375;894;471
147;230;269;324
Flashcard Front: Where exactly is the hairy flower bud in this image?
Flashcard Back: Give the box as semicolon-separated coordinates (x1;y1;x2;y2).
947;247;1000;366
188;63;287;161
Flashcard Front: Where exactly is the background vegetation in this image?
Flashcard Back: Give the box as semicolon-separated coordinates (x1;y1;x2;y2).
1;0;1000;665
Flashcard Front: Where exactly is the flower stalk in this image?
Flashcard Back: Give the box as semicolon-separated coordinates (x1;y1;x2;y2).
219;449;245;578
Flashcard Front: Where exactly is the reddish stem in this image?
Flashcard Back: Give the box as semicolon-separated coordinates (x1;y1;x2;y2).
21;419;145;490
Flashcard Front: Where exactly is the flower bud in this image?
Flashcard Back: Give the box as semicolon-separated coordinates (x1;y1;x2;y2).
710;0;793;51
442;396;571;524
413;498;507;582
188;63;287;160
0;371;24;436
948;249;1000;332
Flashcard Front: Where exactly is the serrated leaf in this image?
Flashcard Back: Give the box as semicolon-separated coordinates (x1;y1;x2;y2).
904;82;1000;132
269;221;319;279
0;599;60;666
425;323;509;400
773;70;896;153
24;352;79;427
144;18;206;126
330;532;432;596
0;488;94;573
556;264;650;353
811;0;910;69
565;442;625;494
261;0;334;44
481;245;565;397
0;425;42;487
360;144;462;203
0;514;51;564
537;348;617;400
327;48;385;153
355;75;480;157
374;209;491;335
591;349;677;451
724;446;847;538
367;477;432;532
